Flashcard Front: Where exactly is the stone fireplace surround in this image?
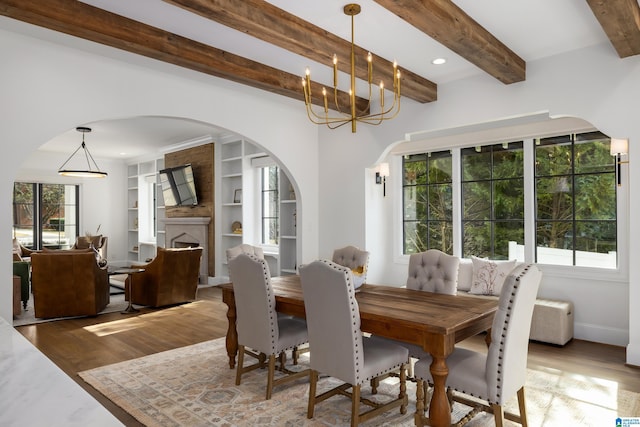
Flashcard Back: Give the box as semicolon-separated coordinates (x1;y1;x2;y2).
161;217;210;284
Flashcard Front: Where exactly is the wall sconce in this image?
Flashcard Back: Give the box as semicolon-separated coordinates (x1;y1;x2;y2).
610;138;629;187
376;162;390;196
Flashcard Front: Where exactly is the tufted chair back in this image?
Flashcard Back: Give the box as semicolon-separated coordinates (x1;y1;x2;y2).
486;263;541;404
226;243;264;263
300;260;364;385
332;245;369;287
406;249;459;295
228;253;278;355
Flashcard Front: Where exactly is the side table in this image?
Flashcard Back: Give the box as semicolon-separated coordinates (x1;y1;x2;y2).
111;267;145;314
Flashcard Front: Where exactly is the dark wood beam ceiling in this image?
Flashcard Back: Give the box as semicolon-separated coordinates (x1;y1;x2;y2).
164;0;437;103
586;0;640;58
0;0;369;112
374;0;526;85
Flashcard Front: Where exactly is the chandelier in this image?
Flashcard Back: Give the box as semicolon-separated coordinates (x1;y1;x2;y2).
58;127;108;178
302;3;401;133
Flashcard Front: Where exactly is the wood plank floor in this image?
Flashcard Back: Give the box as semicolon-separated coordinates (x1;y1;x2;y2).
15;286;640;426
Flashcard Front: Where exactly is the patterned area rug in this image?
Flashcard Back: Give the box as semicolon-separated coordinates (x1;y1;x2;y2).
79;338;640;426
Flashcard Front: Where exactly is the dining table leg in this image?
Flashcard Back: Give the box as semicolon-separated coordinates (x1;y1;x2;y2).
221;288;238;369
428;355;451;427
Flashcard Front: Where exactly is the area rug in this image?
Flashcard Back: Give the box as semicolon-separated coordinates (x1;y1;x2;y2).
13;292;130;327
79;338;639;426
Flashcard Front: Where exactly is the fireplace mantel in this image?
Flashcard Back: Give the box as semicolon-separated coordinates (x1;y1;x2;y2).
161;217;211;283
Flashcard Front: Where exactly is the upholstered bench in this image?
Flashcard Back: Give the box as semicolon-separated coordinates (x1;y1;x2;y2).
457;258;574;346
530;298;574;345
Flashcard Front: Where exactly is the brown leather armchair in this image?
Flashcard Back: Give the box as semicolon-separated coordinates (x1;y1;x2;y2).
30;249;109;319
127;246;203;307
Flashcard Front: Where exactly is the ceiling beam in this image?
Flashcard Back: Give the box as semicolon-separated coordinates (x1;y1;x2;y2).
586;0;640;58
0;0;369;112
164;0;437;103
374;0;526;85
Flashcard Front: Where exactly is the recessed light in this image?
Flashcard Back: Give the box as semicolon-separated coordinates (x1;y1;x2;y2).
432;58;447;65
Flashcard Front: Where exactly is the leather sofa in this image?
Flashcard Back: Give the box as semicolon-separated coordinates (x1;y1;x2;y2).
127;246;203;307
30;249;109;318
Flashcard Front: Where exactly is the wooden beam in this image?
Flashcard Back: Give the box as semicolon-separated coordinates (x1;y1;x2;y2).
0;0;368;112
164;0;437;103
586;0;640;58
374;0;526;84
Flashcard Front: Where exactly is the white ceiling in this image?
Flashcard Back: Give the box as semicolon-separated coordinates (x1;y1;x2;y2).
32;0;612;160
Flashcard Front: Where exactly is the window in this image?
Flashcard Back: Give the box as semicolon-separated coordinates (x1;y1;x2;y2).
261;165;279;245
535;132;616;267
402;150;452;254
461;142;524;259
400;131;618;269
13;182;79;250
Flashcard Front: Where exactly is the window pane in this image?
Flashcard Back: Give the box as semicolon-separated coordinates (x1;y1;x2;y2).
575;136;614;174
402;150;452;254
463;220;491;258
461;147;491;181
462;181;491;220
493;142;523;179
41;184;76;249
428;221;453;254
494;178;524;219
404;221;425;254
13;183;35;248
575;174;616;220
536;135;572;176
428;184;452;221
536;177;573;220
495;221;524;259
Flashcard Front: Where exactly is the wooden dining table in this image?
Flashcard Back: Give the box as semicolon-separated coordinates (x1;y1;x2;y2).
219;275;498;427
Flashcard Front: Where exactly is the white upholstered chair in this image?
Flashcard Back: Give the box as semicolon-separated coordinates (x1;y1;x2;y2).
227;253;310;400
406;249;459;294
299;260;409;426
376;249;461;367
413;264;542;426
332;245;370;288
226;243;264;262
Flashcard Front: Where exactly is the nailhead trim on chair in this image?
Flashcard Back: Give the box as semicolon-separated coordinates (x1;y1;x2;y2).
451;264;532;404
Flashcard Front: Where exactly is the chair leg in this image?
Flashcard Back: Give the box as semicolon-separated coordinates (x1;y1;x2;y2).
266;354;276;400
235;345;245;386
517;387;528;427
491;403;505;427
307;370;318;419
351;384;361;427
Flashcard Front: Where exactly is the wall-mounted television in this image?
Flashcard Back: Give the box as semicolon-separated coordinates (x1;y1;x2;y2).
158;164;198;207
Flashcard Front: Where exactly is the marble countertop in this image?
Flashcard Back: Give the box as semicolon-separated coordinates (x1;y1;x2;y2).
0;318;123;426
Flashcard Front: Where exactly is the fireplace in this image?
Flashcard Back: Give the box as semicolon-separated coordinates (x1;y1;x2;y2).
161;217;210;284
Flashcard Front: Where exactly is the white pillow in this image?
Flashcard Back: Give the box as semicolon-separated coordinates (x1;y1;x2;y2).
469;256;517;296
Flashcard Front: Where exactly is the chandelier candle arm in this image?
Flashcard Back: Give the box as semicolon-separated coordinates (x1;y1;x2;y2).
301;3;401;133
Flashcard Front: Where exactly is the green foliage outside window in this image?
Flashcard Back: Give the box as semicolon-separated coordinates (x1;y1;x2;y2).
402;151;452;254
401;130;617;268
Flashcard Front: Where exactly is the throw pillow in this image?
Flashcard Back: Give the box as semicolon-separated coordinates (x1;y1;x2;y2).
469;256;517;296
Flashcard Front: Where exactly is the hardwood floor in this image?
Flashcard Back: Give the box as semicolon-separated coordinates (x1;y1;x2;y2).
15;286;640;426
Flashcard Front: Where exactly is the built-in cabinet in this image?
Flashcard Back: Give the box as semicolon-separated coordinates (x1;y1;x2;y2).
215;138;298;280
126;158;165;263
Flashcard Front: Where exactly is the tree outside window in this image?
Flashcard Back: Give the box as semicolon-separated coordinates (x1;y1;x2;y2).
13;182;79;249
461;142;524;259
402;151;453;254
535;132;616;266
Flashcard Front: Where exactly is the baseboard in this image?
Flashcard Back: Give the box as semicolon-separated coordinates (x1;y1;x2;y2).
574;322;628;346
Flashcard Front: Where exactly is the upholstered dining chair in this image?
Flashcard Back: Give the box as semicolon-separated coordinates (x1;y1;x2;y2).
299;260;409;426
225;243;264;262
228;253;310;400
413;264;542;427
332;245;369;288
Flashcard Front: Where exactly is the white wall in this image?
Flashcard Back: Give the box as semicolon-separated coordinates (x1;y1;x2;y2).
0;18;320;321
